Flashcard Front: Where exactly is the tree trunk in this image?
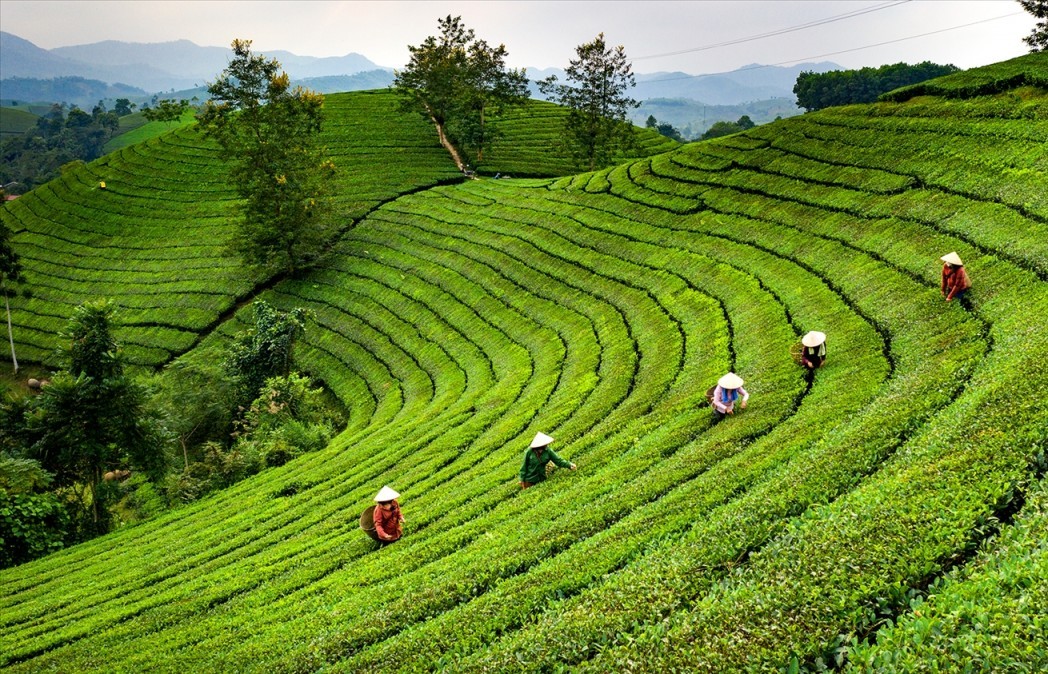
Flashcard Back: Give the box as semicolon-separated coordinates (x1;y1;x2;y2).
4;290;17;373
424;104;470;174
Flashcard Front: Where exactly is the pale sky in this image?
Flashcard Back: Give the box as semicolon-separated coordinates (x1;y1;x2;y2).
0;0;1037;73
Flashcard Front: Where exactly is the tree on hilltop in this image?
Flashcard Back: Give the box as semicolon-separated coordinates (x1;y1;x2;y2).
701;115;756;141
646;115;685;142
392;15;529;169
199;39;336;276
1019;0;1048;51
143;98;190;124
539;33;640;171
793;62;959;112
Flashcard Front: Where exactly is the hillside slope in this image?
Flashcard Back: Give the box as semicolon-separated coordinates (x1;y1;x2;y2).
1;55;1046;672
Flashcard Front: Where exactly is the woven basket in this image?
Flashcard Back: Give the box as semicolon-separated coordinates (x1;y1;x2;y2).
360;505;381;541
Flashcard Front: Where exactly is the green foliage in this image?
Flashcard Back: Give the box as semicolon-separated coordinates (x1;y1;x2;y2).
225;300;311;413
539;32;640;170
199;39;336;276
1020;0;1048;52
0;455;52;494
145;349;234;469
141;98;189;123
113;99;135;117
165;441;262;503
645;114;684;142
794;62;960;111
700;114;756;140
880;51;1048;102
392;15;529;166
23;301;168;534
234;373;340;467
0;102;120;193
0;490;70;568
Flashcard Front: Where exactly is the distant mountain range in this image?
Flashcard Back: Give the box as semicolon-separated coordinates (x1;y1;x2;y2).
0;31;386;92
1;31;844;136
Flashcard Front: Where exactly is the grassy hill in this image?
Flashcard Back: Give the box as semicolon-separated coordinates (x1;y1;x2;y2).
0;106;38;139
1;55;1046;672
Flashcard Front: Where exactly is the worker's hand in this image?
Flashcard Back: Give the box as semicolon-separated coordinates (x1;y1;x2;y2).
946;297;953;302
727;408;734;415
570;463;577;471
740;401;747;409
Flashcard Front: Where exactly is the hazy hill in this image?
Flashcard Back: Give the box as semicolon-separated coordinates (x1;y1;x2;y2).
1;31;386;93
0;76;148;108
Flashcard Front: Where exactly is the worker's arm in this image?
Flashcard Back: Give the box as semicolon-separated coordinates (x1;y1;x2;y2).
547;449;575;470
711;386;729;413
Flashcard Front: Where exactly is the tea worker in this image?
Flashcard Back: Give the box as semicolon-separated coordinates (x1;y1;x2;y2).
519;432;576;489
373;485;405;543
800;331;827;369
711;372;749;420
940;252;971;302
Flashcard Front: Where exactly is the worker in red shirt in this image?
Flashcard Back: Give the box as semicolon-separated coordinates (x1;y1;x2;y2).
940;252;972;302
372;485;405;543
800;331;827;369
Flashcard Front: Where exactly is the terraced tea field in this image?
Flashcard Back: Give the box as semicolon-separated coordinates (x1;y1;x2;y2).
2;55;1046;671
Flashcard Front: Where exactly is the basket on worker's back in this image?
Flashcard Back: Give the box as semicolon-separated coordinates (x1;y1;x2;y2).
360;505;381;541
789;342;804;365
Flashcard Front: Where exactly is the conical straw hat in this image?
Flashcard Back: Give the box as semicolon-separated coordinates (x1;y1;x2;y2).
940;252;964;266
802;331;826;348
374;485;400;502
717;372;744;389
530;431;554;448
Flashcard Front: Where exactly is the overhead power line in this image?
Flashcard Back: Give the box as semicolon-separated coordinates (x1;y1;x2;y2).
633;0;913;61
637;12;1024;85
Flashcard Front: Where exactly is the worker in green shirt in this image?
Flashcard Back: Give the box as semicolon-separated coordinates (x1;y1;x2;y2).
519;432;576;489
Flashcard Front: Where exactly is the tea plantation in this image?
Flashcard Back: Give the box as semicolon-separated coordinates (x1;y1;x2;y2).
1;54;1046;672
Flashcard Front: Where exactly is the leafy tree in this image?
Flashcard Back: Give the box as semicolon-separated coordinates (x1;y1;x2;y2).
393;15;529;167
23;300;168;536
225;299;312;414
538;33;640;171
114;98;136;116
0;102;121;192
0;455;70;568
1;217;22;372
794;62;959;111
146;350;233;470
1019;0;1048;51
142;98;190;123
233;373;341;467
700;115;757;140
646;115;684;142
198;39;336;276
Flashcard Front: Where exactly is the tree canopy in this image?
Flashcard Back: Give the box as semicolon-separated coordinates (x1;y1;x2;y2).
538;33;640;171
392;15;529;167
646;115;685;142
20;301;168;536
1019;0;1048;51
701;115;756;140
199;39;336;276
793;62;960;112
225;299;312;414
0;103;120;194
